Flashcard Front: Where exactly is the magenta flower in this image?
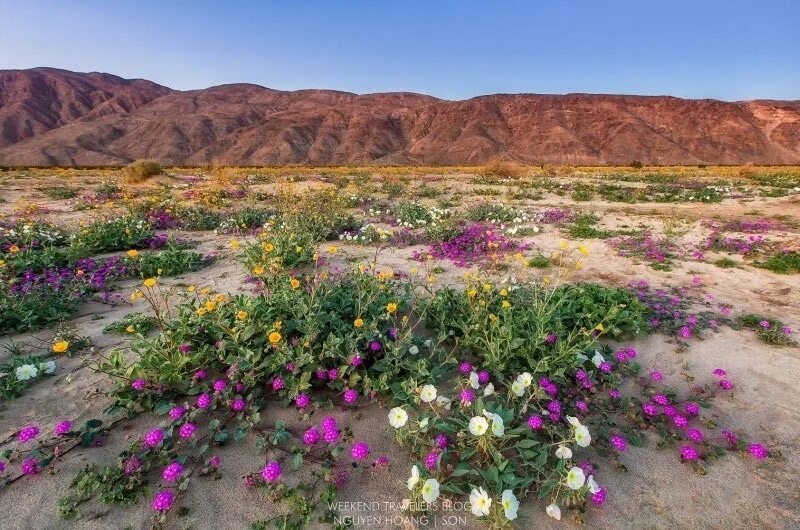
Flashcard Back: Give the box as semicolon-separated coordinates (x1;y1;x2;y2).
610;434;627;451
315;369;327;380
652;394;669;406
327;368;339;380
213;379;226;392
179;422;197;439
231;398;246;412
193;370;207;380
285;362;296;372
782;327;793;335
459;362;473;374
722;430;738;446
196;393;211;409
144;428;164;448
424;450;439;470
758;320;771;329
687;429;704;443
663;405;677;417
351;441;370;460
719;379;734;390
321;416;337;431
295;394;311;409
460;388;475;405
162;462;183;481
434;434;449;449
178;344;191;354
303;427;320;446
343;388;358;404
712;368;727;377
17;425;40;443
132;378;147;391
609;389;620;399
591;488;606;506
272;377;285;391
575;400;589;413
650;371;663;382
262;461;282;482
55;420;71;436
323;428;340;444
124;456;142;475
169;406;186;420
152;490;175;511
209;455;221;467
680;445;700;461
477;371;490;384
21;458;39;475
684;402;700;416
350;355;363;367
642;402;659;417
0;460;5;473
748;443;768;460
528;415;543;430
373;456;390;468
679;326;692;339
599;361;612;373
673;415;689;429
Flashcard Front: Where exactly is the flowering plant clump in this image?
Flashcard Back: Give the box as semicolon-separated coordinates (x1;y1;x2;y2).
735;314;797;347
414;224;529;267
607;231;683;270
0;355;57;399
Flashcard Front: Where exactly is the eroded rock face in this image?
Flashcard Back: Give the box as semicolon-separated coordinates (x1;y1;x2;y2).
1;68;799;165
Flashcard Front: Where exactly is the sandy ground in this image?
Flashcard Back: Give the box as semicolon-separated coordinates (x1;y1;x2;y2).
0;171;798;529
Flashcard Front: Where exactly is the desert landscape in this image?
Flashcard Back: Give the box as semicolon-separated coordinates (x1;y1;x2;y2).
0;158;798;529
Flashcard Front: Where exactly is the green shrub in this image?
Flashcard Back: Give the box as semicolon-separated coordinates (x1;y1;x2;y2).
123;160;163;183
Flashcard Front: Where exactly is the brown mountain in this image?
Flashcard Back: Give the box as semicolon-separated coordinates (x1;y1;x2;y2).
1;68;799;166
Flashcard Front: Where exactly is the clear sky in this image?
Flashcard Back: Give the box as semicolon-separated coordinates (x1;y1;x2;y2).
1;0;798;101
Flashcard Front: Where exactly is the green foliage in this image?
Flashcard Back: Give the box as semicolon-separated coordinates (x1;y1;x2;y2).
130;244;209;278
70;216;154;255
757;251;800;274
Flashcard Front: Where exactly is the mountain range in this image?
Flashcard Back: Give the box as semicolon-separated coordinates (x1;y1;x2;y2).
1;67;799;166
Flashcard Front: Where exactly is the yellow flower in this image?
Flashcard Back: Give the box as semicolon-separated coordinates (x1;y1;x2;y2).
502;300;511;309
488;313;498;323
386;302;398;314
268;331;282;344
237;310;248;321
126;249;139;258
130;289;143;301
143;278;157;288
290;278;301;289
52;340;69;353
230;239;241;250
273;320;283;330
483;283;492;292
262;242;274;252
9;245;20;253
253;266;265;275
200;287;210;295
354;318;364;328
205;300;216;311
328;245;338;254
126;325;135;333
595;323;605;332
295;246;303;253
559;240;568;250
499;288;508;297
196;307;207;316
187;285;196;292
578;244;589;256
467;289;478;298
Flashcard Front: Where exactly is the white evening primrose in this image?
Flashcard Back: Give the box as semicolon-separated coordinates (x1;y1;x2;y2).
407;465;420;490
501;490;519;521
574;424;591;447
388;407;408;429
421;479;440;503
546;503;561;521
482;410;505;437
420;385;437;403
15;364;38;381
566;466;586;490
516;372;533;387
435;395;452;410
409;345;419;355
555;445;573;460
469;487;492;516
42;360;57;374
483;383;495;396
511;380;526;397
468;416;489;436
587;475;601;494
469;371;480;389
591;350;605;367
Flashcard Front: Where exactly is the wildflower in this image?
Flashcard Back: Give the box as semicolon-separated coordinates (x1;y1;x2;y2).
169;406;186;420
712;368;727;377
653;394;670;406
642;402;659;417
680;444;700;461
52;340;69;354
609;389;620;399
722;430;738;446
209;456;221;467
501;490;519;521
684;402;700;416
327;368;339;380
18;425;40;443
369;340;381;351
469;487;492;516
459;361;473;374
477;371;490;384
262;461;282;482
350;355;363;367
409;345;419;355
322;416;337;431
213;379;227;392
748;443;768;460
679;326;691;339
566;466;586;490
720;379;734;390
528;415;544;430
196;393;211;408
574;424;592;447
687;429;705;443
231;398;246;412
143;278;157;288
343;388;358;404
268;331;281;344
610;434;627;451
324;428;340;444
152;490;175;512
758;320;771;329
546;504;561;521
353;318;364;328
179;422;196;439
303;427;320;445
55;420;71;436
124;456;142;475
126;325;135;333
229;239;240;250
386;302;398;314
468;416;489;436
351;441;370;460
483;410;505;436
126;249;139;258
162;462;183;481
421;479;440;503
15;364;38;381
236;310;248;321
290;278;301;289
555;445;572;459
295;393;310;409
144;428;164;448
650;370;663;382
420;385;437;403
575;400;589;413
388;407;409;429
673;415;689;428
434;434;449;449
272;377;285;391
21;458;39;475
407;465;420;490
591;488;607;506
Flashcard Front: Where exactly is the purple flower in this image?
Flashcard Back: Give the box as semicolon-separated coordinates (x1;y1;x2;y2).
152;490;175;512
424;450;439;470
652;394;669;406
782;327;793;335
528;415;543;430
169;406;186;420
295;393;311;409
323;428;340;444
684;402;700;416
322;416;337;431
178;344;191;354
642;402;659;417
231;398;246;412
21;458;39;475
350;355;363;367
673;415;688;429
351;441;370;460
179;422;196;439
477;371;490;384
545;333;557;345
316;369;328;380
343;388;358;404
575;400;589;413
196;393;211;409
650;371;663;382
434;434;449;449
679;326;691;339
144;428;164;448
459;362;473;374
687;429;704;443
609;389;620;399
303;427;320;446
591;488;606;506
663;405;677;417
609;434;627;451
193;370;207;380
262;461;282;482
54;420;71;436
460;388;475;405
719;379;734;390
18;425;40;443
712;368;727;377
328;368;339;380
369;341;381;352
285;362;296;372
209;455;221;467
599;361;612;373
124;456;141;475
162;462;183;481
213;379;227;393
680;444;700;461
132;378;147;391
758;320;771;329
272;377;285;391
748;443;768;460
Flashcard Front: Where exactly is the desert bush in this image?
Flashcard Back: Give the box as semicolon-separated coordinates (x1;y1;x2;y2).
480;157;527;180
123;160;163;183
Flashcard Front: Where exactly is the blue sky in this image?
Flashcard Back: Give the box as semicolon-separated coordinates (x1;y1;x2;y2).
1;0;798;100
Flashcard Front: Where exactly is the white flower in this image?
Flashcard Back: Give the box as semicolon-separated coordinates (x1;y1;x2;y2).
424;339;433;348
574;425;591;447
15;364;38;381
435;396;452;410
516;372;532;387
546;503;562;520
511;380;526;397
468;416;489;436
420;385;437;403
407;465;420;490
587;475;601;494
566;415;581;427
388;407;408;429
469;487;492;516
419;417;429;432
555;445;573;460
483;383;495;396
42;361;56;374
566;466;586;490
591;351;605;367
409;345;419;355
482;410;505;437
421;478;440;503
501;490;519;521
469;371;480;389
